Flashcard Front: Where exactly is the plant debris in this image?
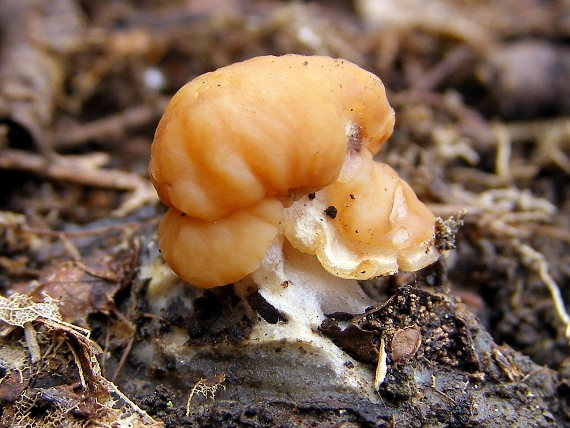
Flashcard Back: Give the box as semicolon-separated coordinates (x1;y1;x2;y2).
185;372;226;416
0;293;161;427
1;0;570;426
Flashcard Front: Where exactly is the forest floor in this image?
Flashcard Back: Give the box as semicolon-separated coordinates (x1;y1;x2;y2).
1;0;570;426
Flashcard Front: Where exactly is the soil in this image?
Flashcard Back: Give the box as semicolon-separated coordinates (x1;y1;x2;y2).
1;0;570;426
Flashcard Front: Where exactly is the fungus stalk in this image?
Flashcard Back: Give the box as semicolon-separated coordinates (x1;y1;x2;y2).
243;237;374;329
149;54;440;334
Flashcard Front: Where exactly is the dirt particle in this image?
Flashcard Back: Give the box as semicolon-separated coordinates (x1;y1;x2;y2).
325;206;338;219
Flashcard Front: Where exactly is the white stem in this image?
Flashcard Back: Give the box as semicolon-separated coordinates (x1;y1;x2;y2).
252;237;374;330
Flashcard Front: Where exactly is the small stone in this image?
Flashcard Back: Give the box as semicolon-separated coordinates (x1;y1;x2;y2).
390;327;421;362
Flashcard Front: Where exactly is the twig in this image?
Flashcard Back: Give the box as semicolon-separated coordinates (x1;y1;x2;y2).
491;348;520;381
53;100;168;150
412;46;474;90
505;117;570;143
492;122;512;182
430;374;456;403
16;221;153;238
111;334;135;383
0;148;158;216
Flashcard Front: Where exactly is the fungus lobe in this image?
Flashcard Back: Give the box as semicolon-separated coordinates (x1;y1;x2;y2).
149;54;439;289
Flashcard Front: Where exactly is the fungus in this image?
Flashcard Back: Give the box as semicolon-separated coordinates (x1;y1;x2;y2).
149;54;439;330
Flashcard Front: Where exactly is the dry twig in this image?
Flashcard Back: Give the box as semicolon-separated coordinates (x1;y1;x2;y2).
0;148;157;216
53;101;168;150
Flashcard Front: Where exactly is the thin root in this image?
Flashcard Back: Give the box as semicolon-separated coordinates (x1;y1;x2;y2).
515;240;570;342
186;373;226;416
